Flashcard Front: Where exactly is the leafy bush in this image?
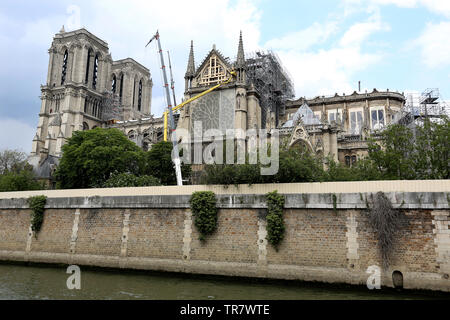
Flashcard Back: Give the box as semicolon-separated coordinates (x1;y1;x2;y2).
28;195;47;234
265;190;285;250
0;169;43;192
189;191;218;241
202;146;325;185
101;172;161;188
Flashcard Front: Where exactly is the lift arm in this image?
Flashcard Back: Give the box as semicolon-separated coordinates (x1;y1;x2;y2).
163;70;237;141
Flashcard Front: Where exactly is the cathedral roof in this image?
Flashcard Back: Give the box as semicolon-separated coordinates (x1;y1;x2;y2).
282;103;321;128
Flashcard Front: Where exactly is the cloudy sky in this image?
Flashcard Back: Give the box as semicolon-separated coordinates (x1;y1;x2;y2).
1;0;449;152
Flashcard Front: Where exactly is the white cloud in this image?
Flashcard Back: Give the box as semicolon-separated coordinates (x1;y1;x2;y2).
0;118;35;153
265;22;338;52
344;0;450;18
277;47;382;98
265;13;388;97
340;15;390;47
414;21;450;68
80;0;262;116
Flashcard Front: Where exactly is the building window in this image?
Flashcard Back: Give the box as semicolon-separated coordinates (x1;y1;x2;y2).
132;79;137;109
138;80;142;111
350;109;363;134
345;156;351;167
83;122;89;131
111;74;117;93
92;54;99;90
313;111;321;122
370;107;385;130
85;49;93;84
351;155;357;166
128;130;136;140
328;109;342;124
119;74;124;102
61;50;68;85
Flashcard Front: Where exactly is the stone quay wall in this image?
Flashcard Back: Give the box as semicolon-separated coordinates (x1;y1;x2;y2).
0;180;449;292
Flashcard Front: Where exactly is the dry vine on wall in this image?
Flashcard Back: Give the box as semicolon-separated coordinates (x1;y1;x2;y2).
367;192;405;269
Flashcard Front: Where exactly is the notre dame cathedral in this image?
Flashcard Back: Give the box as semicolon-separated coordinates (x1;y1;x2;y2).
30;27;406;183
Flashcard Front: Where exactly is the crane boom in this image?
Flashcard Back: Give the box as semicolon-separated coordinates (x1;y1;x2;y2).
167;51;177;106
146;30;183;186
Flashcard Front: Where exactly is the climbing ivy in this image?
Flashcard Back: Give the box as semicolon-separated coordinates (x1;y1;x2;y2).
189;191;218;242
367;192;404;269
265;190;285;250
28;195;47;235
332;194;337;213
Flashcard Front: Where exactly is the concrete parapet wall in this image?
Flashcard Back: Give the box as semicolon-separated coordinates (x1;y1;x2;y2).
0;180;448;199
0;181;449;292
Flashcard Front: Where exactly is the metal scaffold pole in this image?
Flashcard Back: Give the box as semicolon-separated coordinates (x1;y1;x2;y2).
146;30;183;186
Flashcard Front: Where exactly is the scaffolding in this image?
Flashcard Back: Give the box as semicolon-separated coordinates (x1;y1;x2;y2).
245;50;295;128
101;91;123;123
394;88;449;127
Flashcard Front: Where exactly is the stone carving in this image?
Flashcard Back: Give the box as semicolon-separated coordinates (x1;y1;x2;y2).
289;121;314;152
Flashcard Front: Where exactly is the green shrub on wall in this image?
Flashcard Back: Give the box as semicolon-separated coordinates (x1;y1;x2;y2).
189;191;218;241
265;190;285;250
28;195;47;234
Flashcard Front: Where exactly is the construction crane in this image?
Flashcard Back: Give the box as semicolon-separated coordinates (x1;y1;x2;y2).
162;70;237;141
146;30;183;186
146;30;237;185
167;51;177;106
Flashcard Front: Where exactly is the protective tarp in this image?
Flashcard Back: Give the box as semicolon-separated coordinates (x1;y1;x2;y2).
282;103;321;127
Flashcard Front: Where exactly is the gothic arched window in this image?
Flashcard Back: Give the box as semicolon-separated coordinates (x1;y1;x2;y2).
61;50;68;85
138;80;143;111
128;130;136;140
85;49;93;85
83;122;89;131
111;74;117;93
119;74;124;102
92;54;99;90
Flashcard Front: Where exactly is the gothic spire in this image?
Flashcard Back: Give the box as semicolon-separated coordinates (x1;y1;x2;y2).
185;40;195;78
236;31;245;68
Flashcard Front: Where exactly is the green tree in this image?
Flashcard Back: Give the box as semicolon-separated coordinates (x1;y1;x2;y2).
55;128;145;189
144;141;191;185
414;117;449;179
0;149;28;174
0;148;43;192
367;124;417;180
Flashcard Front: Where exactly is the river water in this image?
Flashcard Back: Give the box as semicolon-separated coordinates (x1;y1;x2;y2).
0;263;448;300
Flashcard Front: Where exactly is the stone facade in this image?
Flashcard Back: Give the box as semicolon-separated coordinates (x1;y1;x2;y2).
29;28;156;179
0;183;449;291
281;90;405;164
